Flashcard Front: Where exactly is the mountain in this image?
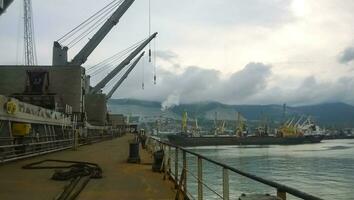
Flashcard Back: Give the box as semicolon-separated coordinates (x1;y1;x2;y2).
107;99;354;127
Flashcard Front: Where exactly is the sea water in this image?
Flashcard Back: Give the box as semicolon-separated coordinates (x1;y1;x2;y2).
177;139;354;200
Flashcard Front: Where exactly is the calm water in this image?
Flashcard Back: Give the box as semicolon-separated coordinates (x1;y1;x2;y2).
178;139;354;200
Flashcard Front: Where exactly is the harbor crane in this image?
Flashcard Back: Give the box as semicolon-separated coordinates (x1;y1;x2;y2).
23;0;37;65
52;0;135;66
105;51;145;99
90;32;158;94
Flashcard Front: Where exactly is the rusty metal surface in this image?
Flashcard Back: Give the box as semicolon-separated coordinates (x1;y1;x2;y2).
0;134;175;200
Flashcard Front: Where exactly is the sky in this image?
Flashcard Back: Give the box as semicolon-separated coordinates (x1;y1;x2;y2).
1;0;354;106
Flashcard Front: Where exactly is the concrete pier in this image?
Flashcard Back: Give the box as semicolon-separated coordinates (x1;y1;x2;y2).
0;134;176;199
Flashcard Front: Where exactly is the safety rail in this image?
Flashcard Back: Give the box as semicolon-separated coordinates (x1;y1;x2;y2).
0;132;118;164
146;136;324;200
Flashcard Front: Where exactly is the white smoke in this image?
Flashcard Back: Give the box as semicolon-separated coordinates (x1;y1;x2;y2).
161;92;180;111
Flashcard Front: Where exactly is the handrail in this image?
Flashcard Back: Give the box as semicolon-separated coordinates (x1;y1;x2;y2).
148;136;324;200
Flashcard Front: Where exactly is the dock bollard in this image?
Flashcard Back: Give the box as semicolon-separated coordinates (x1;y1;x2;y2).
152;150;164;172
127;141;141;163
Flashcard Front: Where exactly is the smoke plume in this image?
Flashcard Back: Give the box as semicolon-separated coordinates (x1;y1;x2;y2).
161;92;180;111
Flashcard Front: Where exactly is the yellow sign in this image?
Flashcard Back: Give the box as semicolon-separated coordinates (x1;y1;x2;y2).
6;101;17;114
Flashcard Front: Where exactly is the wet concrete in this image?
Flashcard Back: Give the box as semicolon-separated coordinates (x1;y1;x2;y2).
0;134;176;200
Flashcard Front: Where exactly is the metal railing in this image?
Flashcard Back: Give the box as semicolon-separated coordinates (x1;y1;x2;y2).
146;136;324;200
0;128;118;164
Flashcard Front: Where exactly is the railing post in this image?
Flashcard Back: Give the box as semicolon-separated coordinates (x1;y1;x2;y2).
277;189;286;200
163;144;167;180
223;168;229;200
73;129;78;150
8;121;13;139
183;150;187;198
197;156;203;200
175;147;179;188
168;145;172;175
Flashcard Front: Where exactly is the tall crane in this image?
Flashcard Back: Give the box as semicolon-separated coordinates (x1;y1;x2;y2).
90;32;158;94
106;51;144;99
23;0;37;65
182;111;188;133
52;0;135;66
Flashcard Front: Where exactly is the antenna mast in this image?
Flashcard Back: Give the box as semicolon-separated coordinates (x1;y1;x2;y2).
23;0;37;65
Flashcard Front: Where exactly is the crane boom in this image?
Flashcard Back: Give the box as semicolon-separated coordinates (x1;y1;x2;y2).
53;0;135;66
70;0;134;65
106;51;144;99
90;32;157;94
0;0;14;16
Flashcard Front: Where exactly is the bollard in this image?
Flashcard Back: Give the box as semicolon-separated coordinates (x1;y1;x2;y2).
127;141;140;163
152;149;164;172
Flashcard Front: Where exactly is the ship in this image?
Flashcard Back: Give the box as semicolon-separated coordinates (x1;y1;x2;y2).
0;0;158;162
167;112;324;147
167;134;324;147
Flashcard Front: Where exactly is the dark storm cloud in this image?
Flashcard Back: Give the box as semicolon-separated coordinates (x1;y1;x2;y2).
338;46;354;64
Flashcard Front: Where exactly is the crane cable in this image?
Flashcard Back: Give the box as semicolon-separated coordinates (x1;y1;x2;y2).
153;37;157;85
87;38;148;76
142;56;145;90
148;0;157;85
148;0;151;63
56;0;123;47
57;0;120;42
88;46;134;75
66;2;121;48
104;60;136;90
89;46;141;77
87;38;146;72
57;0;122;43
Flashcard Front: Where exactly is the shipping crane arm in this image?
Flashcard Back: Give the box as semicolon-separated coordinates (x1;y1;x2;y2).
0;0;14;16
106;51;144;99
53;0;135;66
90;32;157;94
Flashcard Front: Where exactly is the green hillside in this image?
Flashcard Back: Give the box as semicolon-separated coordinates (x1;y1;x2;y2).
107;99;354;127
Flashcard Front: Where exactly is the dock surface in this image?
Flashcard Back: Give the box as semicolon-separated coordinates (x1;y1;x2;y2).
0;134;175;200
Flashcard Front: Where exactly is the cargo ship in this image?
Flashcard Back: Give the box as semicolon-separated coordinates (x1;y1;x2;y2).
167;113;324;147
167;134;324;147
0;0;158;162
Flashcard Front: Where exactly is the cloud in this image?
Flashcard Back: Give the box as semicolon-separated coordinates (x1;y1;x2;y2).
338;46;354;64
2;1;354;106
106;50;354;106
107;52;273;104
156;50;178;62
224;62;272;100
252;75;354;106
156;0;294;28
